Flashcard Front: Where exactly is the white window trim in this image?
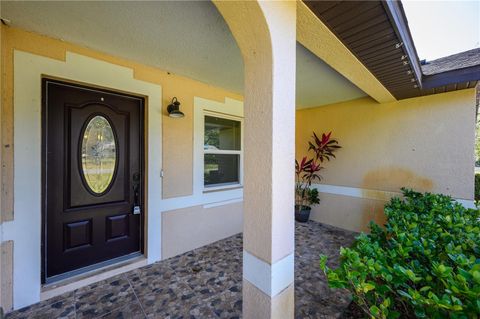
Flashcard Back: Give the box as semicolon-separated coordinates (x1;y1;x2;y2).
193;97;244;197
203;110;244;191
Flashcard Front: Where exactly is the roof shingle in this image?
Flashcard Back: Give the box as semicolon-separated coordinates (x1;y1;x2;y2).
421;48;480;76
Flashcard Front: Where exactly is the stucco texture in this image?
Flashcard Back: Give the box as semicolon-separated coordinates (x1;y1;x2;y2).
161;202;243;260
310;193;388;233
214;0;296;266
296;90;476;199
296;90;476;231
0;26;243;211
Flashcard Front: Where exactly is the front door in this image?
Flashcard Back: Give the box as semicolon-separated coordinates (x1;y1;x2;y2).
43;79;144;282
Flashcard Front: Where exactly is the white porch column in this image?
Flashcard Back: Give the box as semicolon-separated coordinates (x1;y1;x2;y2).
213;1;296;318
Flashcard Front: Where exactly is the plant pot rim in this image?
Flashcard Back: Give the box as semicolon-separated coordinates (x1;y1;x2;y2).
295;205;312;210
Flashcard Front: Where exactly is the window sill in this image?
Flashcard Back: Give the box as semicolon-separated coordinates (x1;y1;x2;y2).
203;185;243;193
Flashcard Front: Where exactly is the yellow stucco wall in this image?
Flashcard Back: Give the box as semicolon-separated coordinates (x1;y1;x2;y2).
0;26;246;310
296;90;476;231
2;26;476;240
0;26;243;213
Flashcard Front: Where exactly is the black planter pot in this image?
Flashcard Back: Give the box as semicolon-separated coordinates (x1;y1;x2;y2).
295;205;311;222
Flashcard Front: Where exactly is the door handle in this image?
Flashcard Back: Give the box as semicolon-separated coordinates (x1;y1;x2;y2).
132;172;141;215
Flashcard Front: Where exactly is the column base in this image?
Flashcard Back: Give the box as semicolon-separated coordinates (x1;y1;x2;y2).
243;279;294;319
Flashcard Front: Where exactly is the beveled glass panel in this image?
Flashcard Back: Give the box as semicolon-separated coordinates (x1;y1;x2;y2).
81;115;117;194
204;116;241;151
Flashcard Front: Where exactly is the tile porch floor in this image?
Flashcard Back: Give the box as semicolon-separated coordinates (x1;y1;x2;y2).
6;221;356;319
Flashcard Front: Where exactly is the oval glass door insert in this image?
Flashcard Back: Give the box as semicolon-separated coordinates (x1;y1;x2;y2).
81;115;117;194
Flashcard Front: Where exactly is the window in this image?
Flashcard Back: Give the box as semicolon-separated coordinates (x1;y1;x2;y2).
193;97;243;195
204;114;242;189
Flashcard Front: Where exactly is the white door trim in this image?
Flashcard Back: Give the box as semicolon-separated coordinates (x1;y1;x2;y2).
4;50;162;310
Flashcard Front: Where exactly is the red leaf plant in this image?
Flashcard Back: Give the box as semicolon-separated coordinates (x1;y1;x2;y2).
295;131;341;207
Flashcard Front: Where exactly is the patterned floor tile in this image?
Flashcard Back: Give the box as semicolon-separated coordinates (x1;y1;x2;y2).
5;292;75;319
5;221;357;319
138;285;202;319
75;275;137;319
98;301;145;319
126;265;181;298
207;290;242;318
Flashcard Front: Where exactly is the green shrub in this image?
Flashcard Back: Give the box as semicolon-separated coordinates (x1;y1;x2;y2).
320;188;480;319
475;174;480;201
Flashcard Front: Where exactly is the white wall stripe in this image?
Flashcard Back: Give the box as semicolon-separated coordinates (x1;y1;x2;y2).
243;250;294;297
160;188;243;212
158;183;476;213
456;198;476;209
203;198;243;209
312;183;475;209
313;183;400;201
155;96;245;213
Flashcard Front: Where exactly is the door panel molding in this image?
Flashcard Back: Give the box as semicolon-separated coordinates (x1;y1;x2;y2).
43;78;144;280
8;50;162;310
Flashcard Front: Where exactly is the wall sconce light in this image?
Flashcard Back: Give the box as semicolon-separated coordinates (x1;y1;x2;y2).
167;97;184;118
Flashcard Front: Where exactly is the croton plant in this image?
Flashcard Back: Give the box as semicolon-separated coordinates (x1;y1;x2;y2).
295;132;341;208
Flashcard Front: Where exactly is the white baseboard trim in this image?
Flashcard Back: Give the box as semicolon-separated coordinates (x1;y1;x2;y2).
311;183;475;208
456;198;476;209
243;250;294;298
159;183;475;215
312;183;400;201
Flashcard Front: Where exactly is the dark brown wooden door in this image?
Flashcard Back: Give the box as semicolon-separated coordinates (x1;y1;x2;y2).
43;79;144;282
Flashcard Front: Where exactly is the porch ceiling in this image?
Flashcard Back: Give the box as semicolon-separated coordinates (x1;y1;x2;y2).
1;0;366;108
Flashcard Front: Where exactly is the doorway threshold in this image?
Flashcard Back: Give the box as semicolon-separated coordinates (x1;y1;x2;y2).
41;254;147;301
